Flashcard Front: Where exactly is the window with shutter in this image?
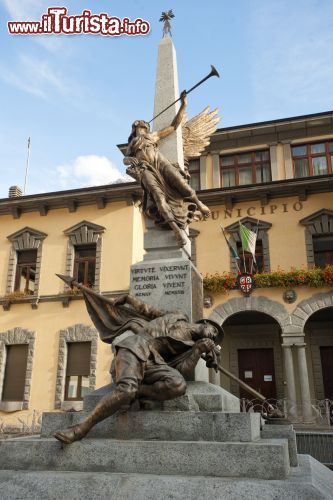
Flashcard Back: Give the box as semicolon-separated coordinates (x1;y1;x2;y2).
2;344;29;401
64;342;91;401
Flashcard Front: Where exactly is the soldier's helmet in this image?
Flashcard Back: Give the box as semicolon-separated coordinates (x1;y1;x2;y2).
196;319;224;344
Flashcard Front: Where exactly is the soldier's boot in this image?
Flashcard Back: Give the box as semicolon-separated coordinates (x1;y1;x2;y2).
54;389;135;444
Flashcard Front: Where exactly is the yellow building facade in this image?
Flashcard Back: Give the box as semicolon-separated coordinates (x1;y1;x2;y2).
0;111;332;430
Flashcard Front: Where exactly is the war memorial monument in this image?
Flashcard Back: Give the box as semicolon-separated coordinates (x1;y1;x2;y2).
0;12;332;500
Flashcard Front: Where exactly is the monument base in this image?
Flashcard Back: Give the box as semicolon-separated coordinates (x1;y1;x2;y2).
0;456;331;500
1;383;333;499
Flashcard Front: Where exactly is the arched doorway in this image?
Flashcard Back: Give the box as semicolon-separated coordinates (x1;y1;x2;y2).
216;311;284;406
305;307;333;402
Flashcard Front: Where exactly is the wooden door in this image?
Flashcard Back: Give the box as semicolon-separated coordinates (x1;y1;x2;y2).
320;347;333;399
238;348;277;401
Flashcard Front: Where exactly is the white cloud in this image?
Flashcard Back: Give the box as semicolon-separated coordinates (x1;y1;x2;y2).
1;0;44;20
2;0;63;51
0;53;77;99
249;0;333;119
56;155;131;189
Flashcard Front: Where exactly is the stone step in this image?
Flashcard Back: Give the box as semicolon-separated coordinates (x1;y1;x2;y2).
0;456;332;500
0;437;290;480
41;411;260;442
83;381;240;412
261;423;298;467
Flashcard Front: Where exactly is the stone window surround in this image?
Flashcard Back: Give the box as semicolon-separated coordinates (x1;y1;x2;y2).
0;327;35;412
55;324;98;411
225;217;272;274
300;209;333;268
6;227;47;296
63;221;105;292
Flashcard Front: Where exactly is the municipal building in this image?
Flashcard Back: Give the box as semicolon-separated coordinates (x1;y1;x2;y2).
0;110;332;430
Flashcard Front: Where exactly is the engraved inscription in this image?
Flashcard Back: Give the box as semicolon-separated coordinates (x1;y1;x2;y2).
131;263;189;298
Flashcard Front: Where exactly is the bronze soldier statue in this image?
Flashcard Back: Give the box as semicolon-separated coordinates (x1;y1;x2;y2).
54;276;223;445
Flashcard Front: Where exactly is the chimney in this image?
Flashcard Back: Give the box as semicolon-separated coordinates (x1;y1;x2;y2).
8;185;23;198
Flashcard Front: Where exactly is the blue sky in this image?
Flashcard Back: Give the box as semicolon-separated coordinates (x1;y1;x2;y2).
0;0;332;198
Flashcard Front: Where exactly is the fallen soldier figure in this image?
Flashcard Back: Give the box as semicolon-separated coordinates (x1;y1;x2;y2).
54;275;224;444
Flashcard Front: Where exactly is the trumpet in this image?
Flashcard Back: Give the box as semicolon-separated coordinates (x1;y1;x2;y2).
149;64;220;123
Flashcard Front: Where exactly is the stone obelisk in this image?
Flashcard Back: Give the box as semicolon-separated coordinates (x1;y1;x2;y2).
153;36;185;169
130;29;208;382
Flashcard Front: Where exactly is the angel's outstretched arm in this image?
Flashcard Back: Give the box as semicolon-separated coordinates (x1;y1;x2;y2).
152;91;187;141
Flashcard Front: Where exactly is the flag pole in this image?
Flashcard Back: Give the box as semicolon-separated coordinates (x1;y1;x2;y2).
221;226;241;274
239;221;247;273
23;137;31;195
250;219;260;274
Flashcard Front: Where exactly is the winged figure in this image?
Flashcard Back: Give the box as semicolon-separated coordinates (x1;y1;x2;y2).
124;92;220;247
182;107;220;160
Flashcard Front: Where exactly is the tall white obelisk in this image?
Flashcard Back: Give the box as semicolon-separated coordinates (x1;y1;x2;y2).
130;19;208;382
153;36;185;169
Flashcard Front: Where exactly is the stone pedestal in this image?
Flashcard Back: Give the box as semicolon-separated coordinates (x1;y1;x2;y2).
2;391;333;499
130;219;208;381
81;381;239;413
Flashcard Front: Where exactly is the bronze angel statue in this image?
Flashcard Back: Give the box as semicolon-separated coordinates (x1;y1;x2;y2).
124;91;220;247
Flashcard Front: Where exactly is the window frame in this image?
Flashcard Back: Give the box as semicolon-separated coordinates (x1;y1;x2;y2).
187;158;201;191
64;375;90;401
6;227;47;297
313;234;333;268
55;325;98;410
292;141;333;178
14;249;38;295
0;327;35;412
300;209;333;268
64;340;92;402
73;244;97;288
220;150;271;187
63;221;105;293
225;218;272;275
2;344;29;402
236;239;264;274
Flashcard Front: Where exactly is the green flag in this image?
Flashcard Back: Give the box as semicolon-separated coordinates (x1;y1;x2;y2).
239;222;257;261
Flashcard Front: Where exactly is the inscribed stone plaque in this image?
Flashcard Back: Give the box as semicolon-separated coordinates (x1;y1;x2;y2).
130;257;202;322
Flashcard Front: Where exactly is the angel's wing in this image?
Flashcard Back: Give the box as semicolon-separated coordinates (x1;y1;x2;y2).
182;107;220;159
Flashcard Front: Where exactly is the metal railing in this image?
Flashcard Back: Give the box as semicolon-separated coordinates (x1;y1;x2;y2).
296;431;333;467
240;398;333;427
0;410;47;438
